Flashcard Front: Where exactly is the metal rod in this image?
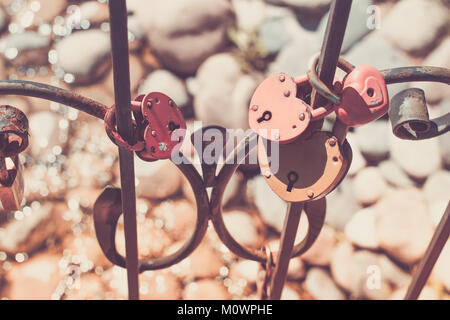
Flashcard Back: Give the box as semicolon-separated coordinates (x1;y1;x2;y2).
108;0;139;300
405;201;450;300
269;202;304;300
0;80;108;119
310;0;353;110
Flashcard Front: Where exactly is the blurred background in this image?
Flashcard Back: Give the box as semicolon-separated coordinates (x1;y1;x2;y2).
0;0;448;300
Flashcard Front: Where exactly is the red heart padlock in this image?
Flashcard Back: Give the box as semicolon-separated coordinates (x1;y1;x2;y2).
137;92;186;160
248;73;312;143
335;65;389;126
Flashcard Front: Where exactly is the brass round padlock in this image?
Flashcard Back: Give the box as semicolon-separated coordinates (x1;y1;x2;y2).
258;131;352;202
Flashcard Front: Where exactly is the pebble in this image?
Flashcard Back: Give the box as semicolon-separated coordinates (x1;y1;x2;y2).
223;210;262;248
378;160;414;188
64;274;105;300
331;241;408;299
354;120;390;162
389;134;441;180
134;0;234;75
352;167;387;205
31;0;67;25
55;29;111;84
304;268;345;300
0;203;70;254
265;0;331;13
301;229;335;266
281;284;301;300
249;175;287;232
346;133;366;176
375;189;434;265
423;170;450;226
152;200;197;241
133;157;182;200
0;31;50;66
344;207;379;249
138;70;189;108
4;253;63;300
325;179;360;231
66;152;114;188
105;55;146;95
287;257;306;280
229;259;261;283
267;30;321;77
194;53;259;129
381;0;449;55
62;234;111;269
177;243;224;279
140;271;181;300
183;279;231;300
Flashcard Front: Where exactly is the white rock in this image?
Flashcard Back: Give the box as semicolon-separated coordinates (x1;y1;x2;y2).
138;70;189;108
381;0;449;55
379;160;414;188
132;0;234;75
55;29;111;83
352;167;387;205
423;170;450;226
305;268;345;300
134;157;182;200
223;210;261;248
375;189;434;265
345;207;379;249
354;120;390;162
389;134;441;180
249;175;287;232
194;53;258;129
28;111;66;158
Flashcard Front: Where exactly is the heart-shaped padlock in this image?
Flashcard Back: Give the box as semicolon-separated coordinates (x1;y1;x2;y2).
0;155;24;211
136;92;186;161
258;131;352;202
335;65;389;126
248;73;312;143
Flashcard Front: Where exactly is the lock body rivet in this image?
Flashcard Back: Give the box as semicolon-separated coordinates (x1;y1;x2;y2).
279;74;285;82
251;105;258;112
284;90;290;97
299;113;305;121
264;170;271;178
328;137;337;147
307;190;314;198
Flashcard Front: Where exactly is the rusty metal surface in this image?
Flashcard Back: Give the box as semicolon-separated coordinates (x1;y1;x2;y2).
0;80;108;119
108;0;139;300
389;88;449;140
258;132;348;203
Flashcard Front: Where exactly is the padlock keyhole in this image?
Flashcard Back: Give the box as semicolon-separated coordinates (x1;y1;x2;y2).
367;88;374;97
286;171;299;192
257;111;272;123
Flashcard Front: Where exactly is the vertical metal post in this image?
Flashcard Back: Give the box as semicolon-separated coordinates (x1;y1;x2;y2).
269;202;304;300
405;201;450;300
108;0;140;300
269;0;353;300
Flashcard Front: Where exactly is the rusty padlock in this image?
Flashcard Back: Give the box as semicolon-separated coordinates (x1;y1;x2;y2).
248;73;313;143
335;64;389;126
0;155;24;211
0;105;28;211
136;92;186;161
258;131;352;202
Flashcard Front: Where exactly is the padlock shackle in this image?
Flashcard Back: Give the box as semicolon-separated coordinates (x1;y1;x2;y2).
381;66;450;85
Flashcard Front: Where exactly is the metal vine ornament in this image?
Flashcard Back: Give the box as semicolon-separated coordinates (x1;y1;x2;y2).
0;0;448;300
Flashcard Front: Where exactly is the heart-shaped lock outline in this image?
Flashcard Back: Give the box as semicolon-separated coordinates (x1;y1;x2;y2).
248;73;312;143
137;92;187;160
258;131;352;202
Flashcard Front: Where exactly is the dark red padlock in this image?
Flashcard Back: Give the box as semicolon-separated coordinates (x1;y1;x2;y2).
248;73;312;143
136;92;186;161
335;65;389;126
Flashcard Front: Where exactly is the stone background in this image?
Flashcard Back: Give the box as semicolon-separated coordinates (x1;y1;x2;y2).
0;0;448;300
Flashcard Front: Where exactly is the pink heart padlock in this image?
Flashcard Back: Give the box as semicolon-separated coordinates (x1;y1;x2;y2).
248;73;312;143
335;65;389;126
